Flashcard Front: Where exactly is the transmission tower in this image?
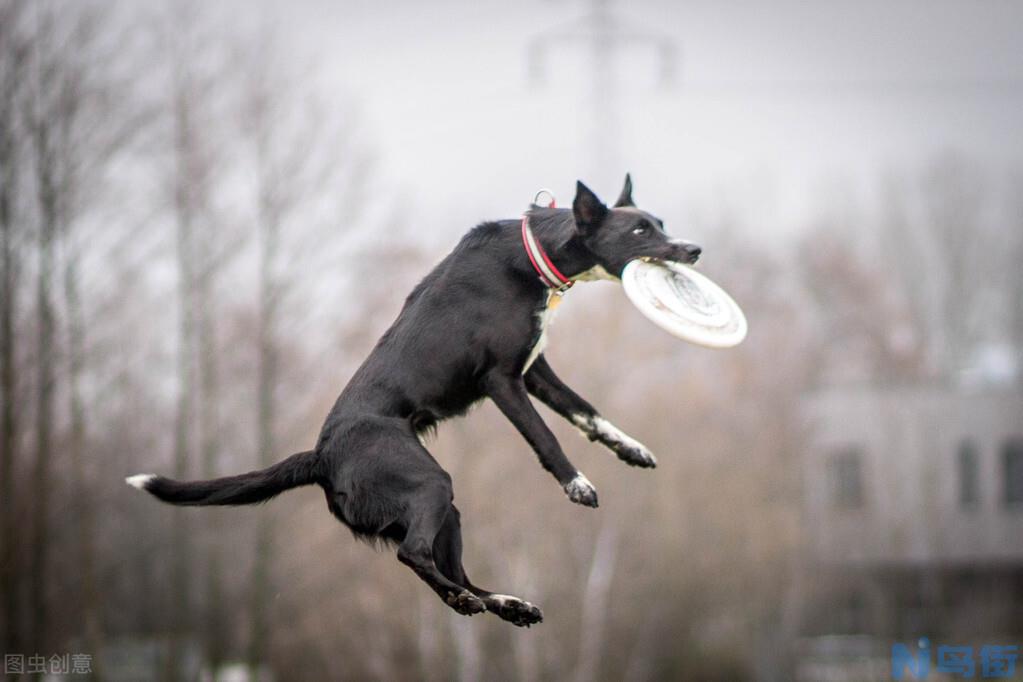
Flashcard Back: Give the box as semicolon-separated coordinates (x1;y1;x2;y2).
527;0;678;187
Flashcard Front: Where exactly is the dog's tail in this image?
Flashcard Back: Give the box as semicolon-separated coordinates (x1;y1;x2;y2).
125;450;321;506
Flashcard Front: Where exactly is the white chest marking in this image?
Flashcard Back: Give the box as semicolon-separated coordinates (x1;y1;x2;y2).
522;296;559;374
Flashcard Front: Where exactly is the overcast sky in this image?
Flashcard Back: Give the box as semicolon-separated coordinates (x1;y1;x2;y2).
251;0;1023;243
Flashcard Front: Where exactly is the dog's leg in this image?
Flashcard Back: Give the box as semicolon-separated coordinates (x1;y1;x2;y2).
484;370;598;507
396;475;486;616
433;505;543;627
524;355;656;468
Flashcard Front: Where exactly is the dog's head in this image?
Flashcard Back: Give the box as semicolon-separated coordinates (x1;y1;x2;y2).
572;175;700;279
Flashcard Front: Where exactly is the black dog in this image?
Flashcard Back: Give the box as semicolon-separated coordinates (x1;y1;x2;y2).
127;176;701;626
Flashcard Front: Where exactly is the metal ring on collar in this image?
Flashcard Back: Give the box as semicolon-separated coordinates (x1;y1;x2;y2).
532;188;556;208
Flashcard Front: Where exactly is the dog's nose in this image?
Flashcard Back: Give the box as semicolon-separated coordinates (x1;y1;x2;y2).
682;243;701;262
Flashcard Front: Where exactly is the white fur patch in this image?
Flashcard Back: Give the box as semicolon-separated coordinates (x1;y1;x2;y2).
486;593;519;605
571;413;656;464
569;472;594;490
564;471;598;507
125;473;155;490
522;297;560;374
591;416;648;453
564;471;598;504
570;412;591;432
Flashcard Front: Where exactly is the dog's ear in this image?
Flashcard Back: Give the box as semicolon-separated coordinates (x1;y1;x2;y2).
613;173;634;208
573;181;608;232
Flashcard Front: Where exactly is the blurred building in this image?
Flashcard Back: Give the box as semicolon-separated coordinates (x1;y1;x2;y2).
798;384;1023;642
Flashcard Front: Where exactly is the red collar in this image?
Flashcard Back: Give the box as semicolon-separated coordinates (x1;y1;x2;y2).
521;215;574;294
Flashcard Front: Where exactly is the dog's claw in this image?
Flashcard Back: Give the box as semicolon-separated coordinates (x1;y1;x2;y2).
565;473;598;508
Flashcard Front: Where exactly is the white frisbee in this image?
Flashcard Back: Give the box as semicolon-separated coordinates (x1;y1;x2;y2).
621;259;748;348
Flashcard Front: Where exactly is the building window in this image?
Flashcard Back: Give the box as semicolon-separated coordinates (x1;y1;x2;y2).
958;440;979;508
829;447;864;509
1003;437;1023;507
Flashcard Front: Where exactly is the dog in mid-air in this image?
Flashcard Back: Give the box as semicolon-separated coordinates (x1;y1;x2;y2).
127;176;701;627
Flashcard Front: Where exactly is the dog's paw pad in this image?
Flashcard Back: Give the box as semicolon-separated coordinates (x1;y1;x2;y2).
446;590;487;615
564;473;598;508
486;595;543;627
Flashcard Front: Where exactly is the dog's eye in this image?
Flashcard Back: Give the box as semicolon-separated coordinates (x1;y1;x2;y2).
631;225;649;236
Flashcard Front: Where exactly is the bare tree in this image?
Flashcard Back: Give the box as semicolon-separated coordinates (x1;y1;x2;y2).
25;4;64;649
248;71;277;668
239;30;356;671
0;0;28;655
880;156;996;377
56;14;148;664
192;68;232;681
161;4;226;669
1010;172;1023;380
575;520;621;682
18;0;142;654
245;38;282;674
919;156;988;372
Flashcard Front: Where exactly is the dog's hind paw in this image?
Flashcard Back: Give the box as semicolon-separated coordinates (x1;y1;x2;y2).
565;473;599;508
485;594;544;627
446;589;487;616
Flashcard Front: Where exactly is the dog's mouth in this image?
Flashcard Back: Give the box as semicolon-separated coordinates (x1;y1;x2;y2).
615;246;701;279
639;241;702;267
640;251;701;267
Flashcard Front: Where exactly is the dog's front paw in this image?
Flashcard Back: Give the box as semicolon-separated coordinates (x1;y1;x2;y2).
615;442;657;468
584;416;657;469
564;473;598;508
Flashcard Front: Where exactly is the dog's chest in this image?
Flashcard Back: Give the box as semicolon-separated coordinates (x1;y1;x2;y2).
522;292;563;374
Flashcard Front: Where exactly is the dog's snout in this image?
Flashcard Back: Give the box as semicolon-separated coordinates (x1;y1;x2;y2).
672;240;701;263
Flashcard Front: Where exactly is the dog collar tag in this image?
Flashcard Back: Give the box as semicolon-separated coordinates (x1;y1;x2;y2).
547;290;565;311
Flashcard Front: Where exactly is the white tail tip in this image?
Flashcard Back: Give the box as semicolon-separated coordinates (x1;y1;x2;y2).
125;474;155;490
